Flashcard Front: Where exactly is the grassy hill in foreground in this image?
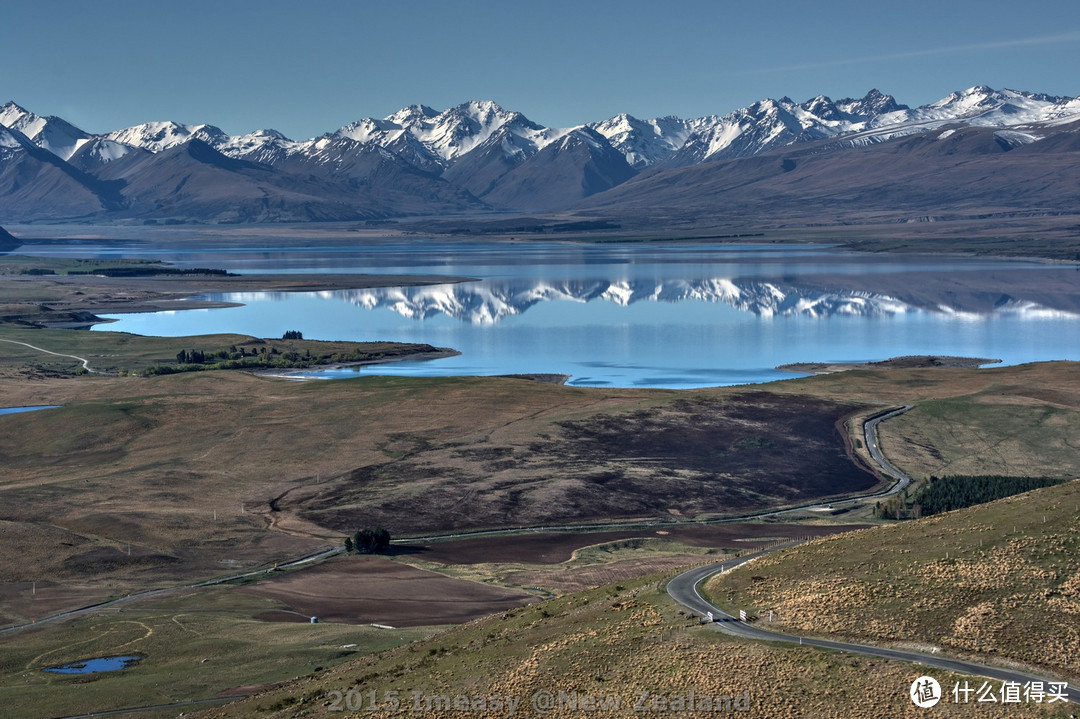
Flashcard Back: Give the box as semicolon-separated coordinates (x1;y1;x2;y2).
708;479;1080;681
197;571;1063;719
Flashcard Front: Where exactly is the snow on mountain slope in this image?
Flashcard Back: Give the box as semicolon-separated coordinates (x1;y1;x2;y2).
332;100;569;170
0;125;32;152
3;85;1080;221
218;128;302;165
0;101;91;160
589;114;704;168
66;137;145;171
669;90;908;164
105;121;229;153
843;87;1078;146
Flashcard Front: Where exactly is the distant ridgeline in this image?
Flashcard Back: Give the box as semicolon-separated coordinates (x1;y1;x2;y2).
0;224;19;251
876;475;1069;519
66;267;233;278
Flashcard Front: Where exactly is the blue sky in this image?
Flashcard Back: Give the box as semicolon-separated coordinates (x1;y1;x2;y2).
3;0;1078;138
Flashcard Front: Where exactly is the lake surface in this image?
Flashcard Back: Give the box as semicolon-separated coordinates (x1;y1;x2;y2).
53;238;1080;388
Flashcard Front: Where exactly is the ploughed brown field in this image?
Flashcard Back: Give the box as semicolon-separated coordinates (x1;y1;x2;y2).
240;556;536;626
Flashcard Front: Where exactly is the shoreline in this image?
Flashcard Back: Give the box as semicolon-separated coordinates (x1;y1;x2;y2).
252;349;463;379
0;272;476;329
777;355;1002;375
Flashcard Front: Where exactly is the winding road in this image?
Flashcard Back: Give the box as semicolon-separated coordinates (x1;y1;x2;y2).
666;543;1080;704
666;406;1079;705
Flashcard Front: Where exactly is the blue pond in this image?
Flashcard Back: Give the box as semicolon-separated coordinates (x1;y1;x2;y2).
42;656;142;674
0;405;60;415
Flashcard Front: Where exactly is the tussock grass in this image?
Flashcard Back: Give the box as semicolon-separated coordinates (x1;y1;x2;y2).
199;573;1062;719
708;479;1080;679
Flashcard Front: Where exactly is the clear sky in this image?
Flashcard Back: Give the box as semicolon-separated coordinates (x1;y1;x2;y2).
3;0;1078;139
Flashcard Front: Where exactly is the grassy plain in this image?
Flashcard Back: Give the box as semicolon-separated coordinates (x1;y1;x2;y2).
0;588;437;719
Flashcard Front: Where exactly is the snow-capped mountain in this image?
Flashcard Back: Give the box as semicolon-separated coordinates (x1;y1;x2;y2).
0;101;91;160
105;121;230;153
842;87;1077;146
218;128;302;166
66;137;145;171
1;85;1079;224
589;114;703;169
668;90;909;165
333;100;568;171
0;123;122;220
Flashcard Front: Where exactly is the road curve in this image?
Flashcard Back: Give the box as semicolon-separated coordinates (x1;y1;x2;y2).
862;405;914;496
0;338;98;373
667;552;1080;704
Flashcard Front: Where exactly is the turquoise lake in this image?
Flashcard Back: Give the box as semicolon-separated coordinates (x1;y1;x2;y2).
44;238;1079;389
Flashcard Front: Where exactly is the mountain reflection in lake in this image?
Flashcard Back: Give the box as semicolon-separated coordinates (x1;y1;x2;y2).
91;242;1080;388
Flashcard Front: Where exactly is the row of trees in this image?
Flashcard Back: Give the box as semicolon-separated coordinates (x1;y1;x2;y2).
344;528;392;554
141;336;389;377
176;345;284;365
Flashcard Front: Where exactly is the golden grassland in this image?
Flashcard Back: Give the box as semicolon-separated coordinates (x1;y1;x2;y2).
1;284;1079;717
707;479;1080;681
196;573;1068;719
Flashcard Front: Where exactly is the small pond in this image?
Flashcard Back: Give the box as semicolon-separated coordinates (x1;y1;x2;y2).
42;656;142;674
0;406;60;415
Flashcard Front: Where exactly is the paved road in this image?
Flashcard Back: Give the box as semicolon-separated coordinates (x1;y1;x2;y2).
667;552;1080;705
862;405;914;495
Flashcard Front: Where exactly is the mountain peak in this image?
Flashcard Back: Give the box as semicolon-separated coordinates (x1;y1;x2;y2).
836;89;906;117
0;100;28;116
0;101;91;160
385;104;439;126
106;121;224;153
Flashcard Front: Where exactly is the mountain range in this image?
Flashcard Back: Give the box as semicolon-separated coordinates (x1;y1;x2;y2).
1;86;1078;225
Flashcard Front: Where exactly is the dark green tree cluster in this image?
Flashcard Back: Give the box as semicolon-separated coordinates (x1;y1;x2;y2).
145;340;390;376
875;474;1067;519
282;330;303;340
912;474;1066;516
176;345;276;365
345;528;391;554
68;266;230;277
